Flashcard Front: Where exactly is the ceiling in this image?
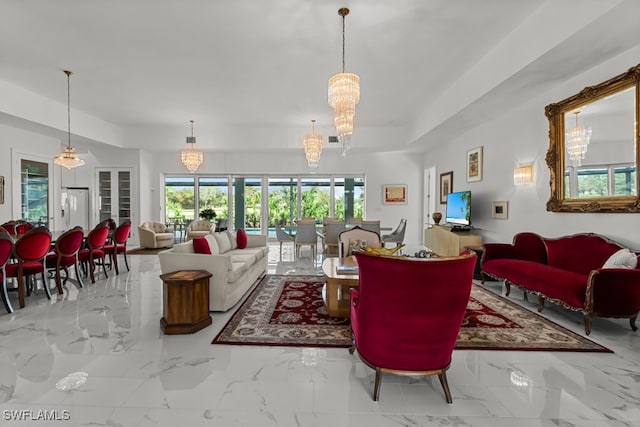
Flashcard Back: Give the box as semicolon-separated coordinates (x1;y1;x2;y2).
1;0;639;153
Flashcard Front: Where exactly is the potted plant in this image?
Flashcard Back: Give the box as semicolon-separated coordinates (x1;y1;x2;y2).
199;208;217;221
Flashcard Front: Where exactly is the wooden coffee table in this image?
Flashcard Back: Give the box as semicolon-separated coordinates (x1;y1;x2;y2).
321;257;359;318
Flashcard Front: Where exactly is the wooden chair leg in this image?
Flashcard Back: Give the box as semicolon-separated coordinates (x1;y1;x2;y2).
74;261;84;288
55;265;64;294
438;372;453;404
123;250;130;271
17;272;26;308
373;368;382;401
112;251;120;275
41;271;52;299
89;258;96;284
1;276;13;313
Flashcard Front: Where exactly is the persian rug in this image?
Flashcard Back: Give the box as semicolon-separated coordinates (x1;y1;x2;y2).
212;275;611;352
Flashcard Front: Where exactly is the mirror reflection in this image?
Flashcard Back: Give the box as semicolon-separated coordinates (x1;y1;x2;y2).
563;87;636;199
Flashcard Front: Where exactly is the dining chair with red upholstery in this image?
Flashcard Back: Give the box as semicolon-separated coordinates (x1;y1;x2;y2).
104;220;132;274
1;221;17;236
0;232;15;313
15;220;34;236
4;226;53;309
78;224;110;284
45;226;85;294
350;251;476;403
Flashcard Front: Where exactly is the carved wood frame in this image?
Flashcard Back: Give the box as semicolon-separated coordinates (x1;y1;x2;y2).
545;63;640;212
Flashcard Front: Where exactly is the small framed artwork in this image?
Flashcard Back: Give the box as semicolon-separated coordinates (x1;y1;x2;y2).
383;184;407;204
467;146;483;182
492;201;508;219
439;171;453;204
0;176;3;204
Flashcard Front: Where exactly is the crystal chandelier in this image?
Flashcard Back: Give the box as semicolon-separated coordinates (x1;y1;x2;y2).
181;120;203;173
54;70;85;169
328;7;359;157
303;119;324;169
566;111;591;167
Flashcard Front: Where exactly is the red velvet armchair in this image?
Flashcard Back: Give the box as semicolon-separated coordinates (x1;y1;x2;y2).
351;251;476;403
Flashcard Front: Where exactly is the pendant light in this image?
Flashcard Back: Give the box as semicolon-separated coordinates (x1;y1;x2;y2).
328;7;360;157
54;70;85;169
181;120;204;173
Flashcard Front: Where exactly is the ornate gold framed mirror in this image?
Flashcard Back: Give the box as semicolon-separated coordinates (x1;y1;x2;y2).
545;64;640;212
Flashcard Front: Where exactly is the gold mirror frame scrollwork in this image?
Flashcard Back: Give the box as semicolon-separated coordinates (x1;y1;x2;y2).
545;64;640;213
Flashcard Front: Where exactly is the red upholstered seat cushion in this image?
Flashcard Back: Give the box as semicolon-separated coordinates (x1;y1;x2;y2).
193;236;211;254
483;258;588;308
236;229;248;249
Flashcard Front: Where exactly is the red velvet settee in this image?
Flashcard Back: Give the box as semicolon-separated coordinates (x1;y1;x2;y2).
481;232;640;335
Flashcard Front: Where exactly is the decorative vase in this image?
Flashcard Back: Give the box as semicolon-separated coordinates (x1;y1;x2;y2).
432;212;442;224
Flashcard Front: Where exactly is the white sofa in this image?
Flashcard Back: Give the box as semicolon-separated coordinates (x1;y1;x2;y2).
158;231;268;311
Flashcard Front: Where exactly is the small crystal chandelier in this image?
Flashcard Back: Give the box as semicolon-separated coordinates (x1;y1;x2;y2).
303;119;324;169
566;111;592;167
181;120;203;173
328;7;359;157
54;70;85;169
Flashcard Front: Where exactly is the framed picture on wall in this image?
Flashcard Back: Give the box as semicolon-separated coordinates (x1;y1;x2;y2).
467;146;483;182
492;201;508;219
0;176;3;204
439;171;453;204
383;184;408;204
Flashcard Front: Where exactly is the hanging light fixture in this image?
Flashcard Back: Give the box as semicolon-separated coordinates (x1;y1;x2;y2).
303;119;324;169
181;120;203;173
54;70;85;169
566;111;592;167
328;7;359;157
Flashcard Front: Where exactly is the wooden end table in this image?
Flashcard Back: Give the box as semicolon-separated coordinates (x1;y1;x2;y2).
160;270;212;334
321;257;359;318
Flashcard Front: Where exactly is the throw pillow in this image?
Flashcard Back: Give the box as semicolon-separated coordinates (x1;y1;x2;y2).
237;228;248;249
205;234;220;255
214;232;232;253
226;230;238;250
192;236;211;254
603;248;638;269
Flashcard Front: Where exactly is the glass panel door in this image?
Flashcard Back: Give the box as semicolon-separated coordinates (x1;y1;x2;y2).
118;170;131;224
20;159;49;226
98;170;112;223
98;168;133;226
268;177;298;237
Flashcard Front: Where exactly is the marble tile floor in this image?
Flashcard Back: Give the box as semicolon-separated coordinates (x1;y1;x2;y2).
0;240;639;426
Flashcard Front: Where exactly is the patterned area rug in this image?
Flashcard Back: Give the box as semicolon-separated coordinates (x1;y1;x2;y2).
212;275;611;352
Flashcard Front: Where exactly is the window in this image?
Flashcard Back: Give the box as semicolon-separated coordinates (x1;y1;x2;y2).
165;177;195;223
164;174;365;234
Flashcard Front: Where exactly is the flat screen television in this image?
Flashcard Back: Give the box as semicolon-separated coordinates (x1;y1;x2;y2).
445;190;471;227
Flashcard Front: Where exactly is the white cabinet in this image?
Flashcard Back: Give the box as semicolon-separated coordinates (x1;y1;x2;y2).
96;168;133;226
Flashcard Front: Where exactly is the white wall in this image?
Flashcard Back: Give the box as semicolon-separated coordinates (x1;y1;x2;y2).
424;46;640;249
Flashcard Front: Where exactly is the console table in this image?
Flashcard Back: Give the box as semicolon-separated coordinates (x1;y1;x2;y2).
160;270;212;334
424;225;482;257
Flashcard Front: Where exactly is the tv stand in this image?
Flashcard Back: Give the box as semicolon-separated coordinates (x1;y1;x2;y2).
424;225;482;257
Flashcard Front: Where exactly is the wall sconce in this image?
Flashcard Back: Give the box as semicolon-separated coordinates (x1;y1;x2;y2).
513;163;534;185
